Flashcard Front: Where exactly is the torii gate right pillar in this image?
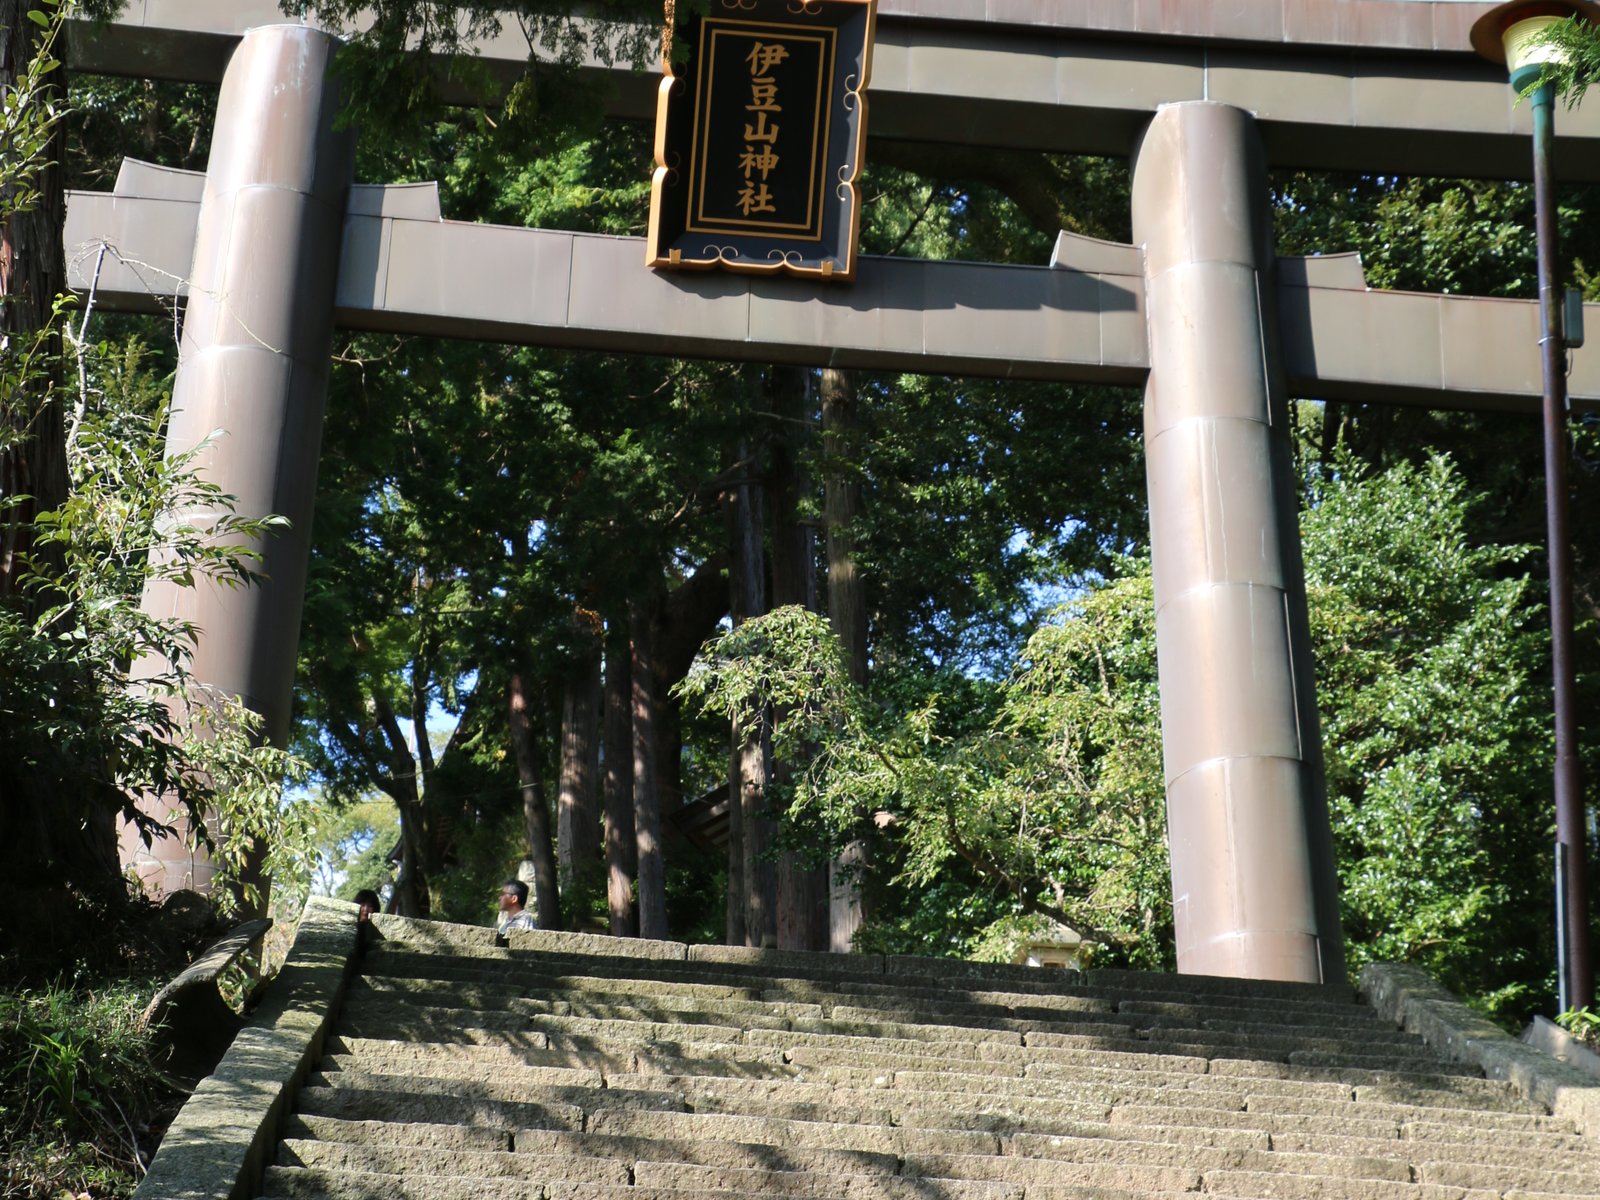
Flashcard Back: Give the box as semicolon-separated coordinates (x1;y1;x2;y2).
1132;102;1345;984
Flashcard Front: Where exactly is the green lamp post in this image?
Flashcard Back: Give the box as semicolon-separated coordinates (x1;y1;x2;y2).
1472;0;1598;1013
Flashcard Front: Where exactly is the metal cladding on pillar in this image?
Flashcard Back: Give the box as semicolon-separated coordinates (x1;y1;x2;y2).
1132;101;1345;985
123;25;354;896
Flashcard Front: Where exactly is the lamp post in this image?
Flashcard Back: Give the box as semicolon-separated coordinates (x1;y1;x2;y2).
1472;0;1596;1014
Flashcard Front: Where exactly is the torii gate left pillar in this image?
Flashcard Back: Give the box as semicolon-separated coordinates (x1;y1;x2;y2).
120;25;354;896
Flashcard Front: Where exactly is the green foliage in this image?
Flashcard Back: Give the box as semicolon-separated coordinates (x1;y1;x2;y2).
2;338;313;906
1526;16;1600;106
0;0;68;219
679;599;1172;965
0;979;172;1197
683;454;1556;1008
1304;453;1550;1012
1557;1005;1600;1047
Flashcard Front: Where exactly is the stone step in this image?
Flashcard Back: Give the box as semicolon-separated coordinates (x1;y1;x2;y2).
802;976;1363;1019
1028;1023;1431;1057
1204;1056;1498;1090
277;1140;632;1185
540;1189;1217;1200
281;1114;511;1152
260;1165;528;1200
630;1162;1023;1200
361;946;1352;1014
1416;1158;1600;1194
745;1024;1434;1076
309;1067;686;1112
906;1145;1407;1187
294;1083;588;1131
1197;1170;1501;1200
1107;1098;1576;1145
352;976;819;1020
1260;1127;1600;1173
582;1106;1002;1156
318;1054;608;1090
511;1128;902;1175
1236;1090;1572;1132
1116;997;1397;1032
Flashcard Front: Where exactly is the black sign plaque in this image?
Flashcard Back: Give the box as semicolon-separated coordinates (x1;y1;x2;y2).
647;0;876;281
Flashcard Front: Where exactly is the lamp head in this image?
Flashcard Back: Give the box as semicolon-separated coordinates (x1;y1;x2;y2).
1471;0;1600;87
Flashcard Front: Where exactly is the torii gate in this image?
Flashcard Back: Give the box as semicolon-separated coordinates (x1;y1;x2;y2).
68;0;1600;985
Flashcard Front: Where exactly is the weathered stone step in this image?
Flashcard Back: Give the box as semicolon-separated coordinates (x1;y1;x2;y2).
1108;1098;1576;1144
318;1053;608;1090
908;1142;1410;1185
362;944;1351;1011
540;1189;1213;1200
510;1128;901;1175
1029;1023;1430;1057
821;998;1397;1046
328;1029;795;1076
631;1162;1022;1200
260;1165;527;1200
582;1106;1002;1156
795;976;1364;1019
1417;1158;1600;1194
353;975;815;1018
277;1140;631;1185
309;1067;685;1112
1197;1169;1498;1200
1237;1090;1572;1131
750;1024;1435;1078
598;1070;1178;1126
1205;1056;1499;1091
1115;998;1397;1033
294;1083;587;1130
281;1114;511;1152
1262;1126;1600;1173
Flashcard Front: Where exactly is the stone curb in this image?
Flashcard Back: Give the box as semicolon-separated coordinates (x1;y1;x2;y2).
1359;962;1600;1138
134;895;361;1200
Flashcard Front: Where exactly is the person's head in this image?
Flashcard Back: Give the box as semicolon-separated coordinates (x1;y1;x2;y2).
499;879;529;913
353;888;381;923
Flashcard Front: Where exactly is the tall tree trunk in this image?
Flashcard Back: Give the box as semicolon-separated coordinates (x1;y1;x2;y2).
0;0;117;902
724;739;745;946
822;367;869;952
371;694;430;919
0;0;68;603
557;640;602;905
602;619;637;937
728;436;777;947
630;596;670;940
768;367;827;951
509;669;561;928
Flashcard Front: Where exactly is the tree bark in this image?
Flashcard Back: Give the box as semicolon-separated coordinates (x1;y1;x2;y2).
0;0;68;602
602;619;637;937
509;669;561;928
768;367;827;951
630;595;670;940
0;0;117;903
822;367;869;951
556;640;602;902
728;436;777;948
370;693;430;918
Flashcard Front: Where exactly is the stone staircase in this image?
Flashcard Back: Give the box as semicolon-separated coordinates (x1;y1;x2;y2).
254;919;1600;1200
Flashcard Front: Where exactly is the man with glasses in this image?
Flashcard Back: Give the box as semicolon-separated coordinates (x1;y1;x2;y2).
496;879;538;944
